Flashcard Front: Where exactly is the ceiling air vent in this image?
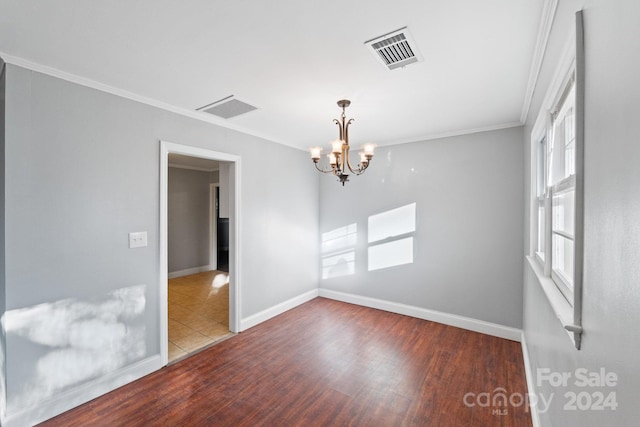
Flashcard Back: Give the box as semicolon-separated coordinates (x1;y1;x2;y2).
365;27;422;70
197;95;257;119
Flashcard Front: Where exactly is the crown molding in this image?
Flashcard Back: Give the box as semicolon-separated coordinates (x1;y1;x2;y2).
520;0;559;124
0;52;294;149
379;121;523;148
1;52;529;151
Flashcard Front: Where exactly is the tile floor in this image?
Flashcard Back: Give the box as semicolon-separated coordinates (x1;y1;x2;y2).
168;270;233;362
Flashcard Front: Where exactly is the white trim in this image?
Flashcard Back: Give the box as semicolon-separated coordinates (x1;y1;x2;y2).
168;163;219;173
382;121;523;148
0;53;291;149
239;289;319;331
318;289;522;342
526;256;575;344
160;143;169;365
229;160;241;334
2;355;162;427
160;141;242;367
520;334;541;427
521;0;559;123
531;29;577;135
167;265;212;279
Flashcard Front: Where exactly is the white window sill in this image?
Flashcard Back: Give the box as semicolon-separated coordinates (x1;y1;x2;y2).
526;256;577;347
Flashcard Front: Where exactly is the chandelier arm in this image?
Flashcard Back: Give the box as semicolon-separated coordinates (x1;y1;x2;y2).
344;148;364;175
314;162;337;174
348;156;371;175
347;163;367;175
333;119;343;141
344;118;353;145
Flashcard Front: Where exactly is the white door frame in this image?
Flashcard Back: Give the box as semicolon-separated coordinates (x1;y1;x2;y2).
209;183;220;270
159;140;241;366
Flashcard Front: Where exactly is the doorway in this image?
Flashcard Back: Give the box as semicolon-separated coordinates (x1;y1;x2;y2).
160;141;241;366
210;183;229;273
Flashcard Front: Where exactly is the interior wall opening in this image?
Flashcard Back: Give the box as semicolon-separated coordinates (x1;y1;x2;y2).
160;141;241;366
166;155;232;362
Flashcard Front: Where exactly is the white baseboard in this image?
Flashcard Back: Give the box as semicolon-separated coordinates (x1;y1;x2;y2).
240;289;319;331
318;288;522;342
3;355;162;427
168;265;212;279
521;333;541;427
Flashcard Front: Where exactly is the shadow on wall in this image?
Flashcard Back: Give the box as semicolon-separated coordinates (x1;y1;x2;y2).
2;284;147;412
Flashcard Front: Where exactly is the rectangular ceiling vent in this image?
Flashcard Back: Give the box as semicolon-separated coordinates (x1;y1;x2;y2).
197;95;257;119
365;27;422;70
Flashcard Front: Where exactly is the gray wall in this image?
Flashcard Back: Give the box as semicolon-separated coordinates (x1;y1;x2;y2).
168;167;214;272
319;126;524;328
523;0;640;425
0;57;7;420
3;64;319;418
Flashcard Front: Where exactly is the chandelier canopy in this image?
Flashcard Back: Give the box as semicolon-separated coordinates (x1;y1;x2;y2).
310;100;375;186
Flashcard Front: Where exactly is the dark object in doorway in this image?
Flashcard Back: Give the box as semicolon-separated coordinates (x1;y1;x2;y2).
217;218;229;272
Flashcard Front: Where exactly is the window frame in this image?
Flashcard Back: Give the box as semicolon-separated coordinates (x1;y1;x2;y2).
533;132;547;266
528;10;585;350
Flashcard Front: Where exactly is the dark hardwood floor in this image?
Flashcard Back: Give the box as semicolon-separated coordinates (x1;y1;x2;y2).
39;298;532;427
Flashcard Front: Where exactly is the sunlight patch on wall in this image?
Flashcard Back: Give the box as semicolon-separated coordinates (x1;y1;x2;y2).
322;224;357;279
368;237;414;271
368;203;416;271
3;284;147;413
368;203;416;243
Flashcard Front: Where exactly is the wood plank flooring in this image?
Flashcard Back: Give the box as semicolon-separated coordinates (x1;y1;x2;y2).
39;298;532;427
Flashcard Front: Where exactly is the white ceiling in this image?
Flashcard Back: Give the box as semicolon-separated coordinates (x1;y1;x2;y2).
0;0;545;151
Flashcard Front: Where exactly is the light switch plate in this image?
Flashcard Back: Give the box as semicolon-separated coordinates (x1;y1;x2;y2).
129;231;148;248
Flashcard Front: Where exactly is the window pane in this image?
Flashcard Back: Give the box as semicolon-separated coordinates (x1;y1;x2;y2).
552;189;575;236
564;109;575;176
549;120;566;185
549;82;576;185
552;234;574;291
537;137;547;197
537;202;545;256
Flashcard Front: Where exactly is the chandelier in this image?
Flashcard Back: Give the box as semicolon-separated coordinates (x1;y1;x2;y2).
310;100;375;186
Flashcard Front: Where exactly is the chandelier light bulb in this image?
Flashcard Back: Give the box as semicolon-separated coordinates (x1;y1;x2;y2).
331;140;343;154
310;147;322;161
359;152;369;165
363;144;376;157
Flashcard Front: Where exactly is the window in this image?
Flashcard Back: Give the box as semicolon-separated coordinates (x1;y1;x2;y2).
534;75;577;304
548;78;577;302
528;10;584;350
